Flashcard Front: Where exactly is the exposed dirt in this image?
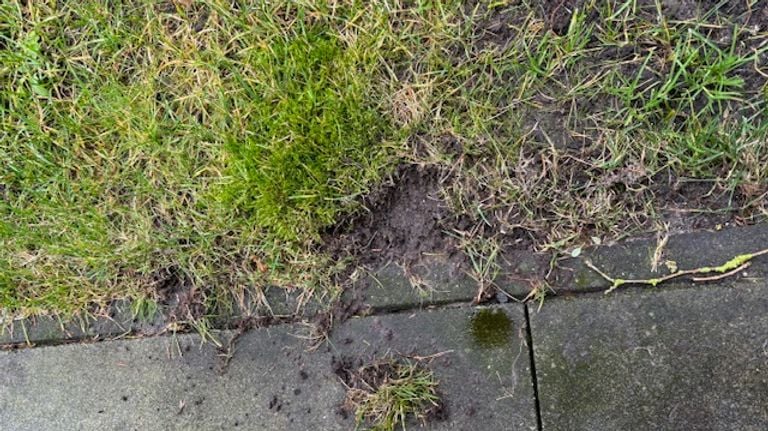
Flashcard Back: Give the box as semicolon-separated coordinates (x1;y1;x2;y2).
653;171;743;234
157;0;211;33
306;296;369;348
152;266;205;323
324;164;466;269
538;0;765;31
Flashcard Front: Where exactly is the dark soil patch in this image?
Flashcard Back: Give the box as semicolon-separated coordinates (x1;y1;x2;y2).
333;356;392;395
654;172;743;234
537;0;760;32
156;0;211;33
324;164;464;269
152;266;205;323
468;1;529;49
307;296;369;346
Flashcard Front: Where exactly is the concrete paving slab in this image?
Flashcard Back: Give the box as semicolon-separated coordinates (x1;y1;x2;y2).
354;253;542;311
0;305;538;430
0;300;144;346
208;285;326;327
353;257;478;310
554;223;768;292
331;304;538;430
529;281;768;430
0;327;346;430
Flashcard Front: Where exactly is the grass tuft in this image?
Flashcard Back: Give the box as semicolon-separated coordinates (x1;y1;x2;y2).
342;359;441;431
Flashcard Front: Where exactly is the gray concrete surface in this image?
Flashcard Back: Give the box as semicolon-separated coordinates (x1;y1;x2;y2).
0;300;141;345
352;256;479;310
0;327;345;430
529;280;768;430
331;305;538;430
554;223;768;292
0;305;537;430
355;251;543;311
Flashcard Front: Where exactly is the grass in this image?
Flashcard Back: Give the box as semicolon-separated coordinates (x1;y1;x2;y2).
1;0;767;321
341;359;441;431
221;24;392;242
0;1;402;320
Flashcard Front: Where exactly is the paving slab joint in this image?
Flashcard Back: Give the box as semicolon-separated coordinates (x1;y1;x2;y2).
524;304;543;431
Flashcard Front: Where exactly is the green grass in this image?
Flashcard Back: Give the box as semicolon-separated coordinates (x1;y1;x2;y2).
1;0;766;320
343;359;441;431
0;1;402;319
221;24;392;242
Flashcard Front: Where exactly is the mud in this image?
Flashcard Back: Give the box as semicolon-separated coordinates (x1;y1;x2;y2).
152;266;205;323
324;164;464;269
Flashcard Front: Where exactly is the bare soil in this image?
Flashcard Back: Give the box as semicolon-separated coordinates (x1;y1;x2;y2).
324;163;467;270
152;266;206;323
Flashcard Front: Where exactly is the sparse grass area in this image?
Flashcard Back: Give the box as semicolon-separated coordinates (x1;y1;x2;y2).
1;0;767;320
432;1;768;251
340;359;441;431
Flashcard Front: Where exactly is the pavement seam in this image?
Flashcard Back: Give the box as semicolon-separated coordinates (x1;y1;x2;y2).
524;304;544;431
4;275;762;350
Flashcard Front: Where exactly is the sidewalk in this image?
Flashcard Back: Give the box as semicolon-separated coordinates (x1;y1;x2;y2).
2;225;768;430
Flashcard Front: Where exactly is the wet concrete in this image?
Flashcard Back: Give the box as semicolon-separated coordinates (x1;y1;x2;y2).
331;305;538;430
529;280;768;430
0;305;538;430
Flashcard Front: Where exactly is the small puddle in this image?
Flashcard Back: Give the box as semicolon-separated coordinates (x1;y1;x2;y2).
469;308;512;348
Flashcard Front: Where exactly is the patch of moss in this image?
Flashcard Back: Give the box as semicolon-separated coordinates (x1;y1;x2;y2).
469;308;513;348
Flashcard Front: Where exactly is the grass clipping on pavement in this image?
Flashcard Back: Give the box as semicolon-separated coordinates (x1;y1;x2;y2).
339;358;442;431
